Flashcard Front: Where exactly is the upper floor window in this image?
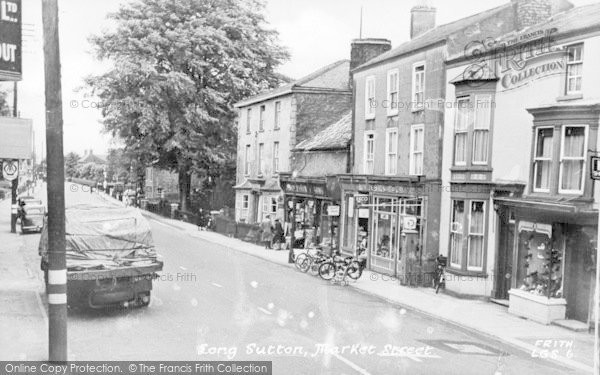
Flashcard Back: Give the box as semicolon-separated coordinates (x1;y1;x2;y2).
559;125;587;194
387;69;399;116
566;44;583;95
533;127;553;192
385;128;398;175
365;76;376;119
246;108;252;133
364;132;375;174
272;141;279;173
259;105;266;131
257;143;265;176
410;124;424;175
412;63;425;109
244;144;251;175
274;101;281;129
453;94;493;167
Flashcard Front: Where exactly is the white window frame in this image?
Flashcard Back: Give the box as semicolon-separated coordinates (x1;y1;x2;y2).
412;62;425;110
453;97;470;166
532;126;554;193
257;143;265;176
274;101;281;129
449;199;464;269
466;200;486;272
364;131;375;174
566;43;583;95
241;194;249;219
272;141;279;174
244;144;251;175
387;69;399;116
259;105;266;131
409;124;424;175
558;124;588;195
472;94;492;165
365;76;376;120
246;108;252;133
385;127;398;175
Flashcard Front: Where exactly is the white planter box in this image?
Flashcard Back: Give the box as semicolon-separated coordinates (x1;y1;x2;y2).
508;289;566;325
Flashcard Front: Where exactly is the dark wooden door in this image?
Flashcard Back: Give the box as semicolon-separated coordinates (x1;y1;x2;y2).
495;210;514;299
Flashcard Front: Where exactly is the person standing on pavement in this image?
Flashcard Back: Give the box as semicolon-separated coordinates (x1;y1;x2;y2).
260;215;273;249
272;218;285;250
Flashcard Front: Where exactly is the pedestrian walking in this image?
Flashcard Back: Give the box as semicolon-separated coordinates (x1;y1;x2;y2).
272;218;285;250
260;215;273;249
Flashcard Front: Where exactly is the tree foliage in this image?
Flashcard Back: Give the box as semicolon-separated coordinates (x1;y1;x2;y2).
64;152;80;178
86;0;289;209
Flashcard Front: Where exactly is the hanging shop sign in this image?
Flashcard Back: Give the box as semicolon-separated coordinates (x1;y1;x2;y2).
2;159;18;181
327;205;340;217
590;156;600;180
0;0;21;80
354;194;369;205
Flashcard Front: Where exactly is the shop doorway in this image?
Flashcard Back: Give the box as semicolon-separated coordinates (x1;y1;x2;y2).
564;225;593;322
494;208;515;300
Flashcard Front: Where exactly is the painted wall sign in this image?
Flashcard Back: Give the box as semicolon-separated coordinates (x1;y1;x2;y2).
0;0;21;80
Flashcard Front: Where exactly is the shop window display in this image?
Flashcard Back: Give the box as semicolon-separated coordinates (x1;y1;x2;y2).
517;223;563;298
372;197;397;260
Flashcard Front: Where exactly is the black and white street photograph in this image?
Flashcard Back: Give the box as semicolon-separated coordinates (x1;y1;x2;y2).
1;0;600;374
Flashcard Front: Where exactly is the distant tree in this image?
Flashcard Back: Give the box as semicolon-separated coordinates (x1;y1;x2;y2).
64;152;80;178
87;0;289;211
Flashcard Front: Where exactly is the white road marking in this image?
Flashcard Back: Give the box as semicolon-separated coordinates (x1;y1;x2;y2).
330;352;372;375
257;307;272;315
211;282;223;288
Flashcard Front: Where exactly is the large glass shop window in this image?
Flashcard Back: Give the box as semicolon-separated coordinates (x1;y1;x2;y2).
516;222;563;298
372;197;397;259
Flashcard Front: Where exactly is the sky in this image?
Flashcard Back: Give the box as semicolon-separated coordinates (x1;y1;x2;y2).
11;0;598;158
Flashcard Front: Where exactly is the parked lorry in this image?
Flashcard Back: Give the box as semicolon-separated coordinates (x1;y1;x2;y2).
39;204;163;309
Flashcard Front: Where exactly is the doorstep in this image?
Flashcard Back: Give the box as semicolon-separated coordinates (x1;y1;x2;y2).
490;298;509;307
552;319;590;333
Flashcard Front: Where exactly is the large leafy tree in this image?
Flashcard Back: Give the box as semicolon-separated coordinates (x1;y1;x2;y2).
87;0;289;210
64;152;80;178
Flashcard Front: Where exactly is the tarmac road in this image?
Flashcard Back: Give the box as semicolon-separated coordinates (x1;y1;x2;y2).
14;183;585;374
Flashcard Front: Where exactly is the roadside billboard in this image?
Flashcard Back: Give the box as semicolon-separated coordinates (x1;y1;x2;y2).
0;116;32;159
0;0;21;80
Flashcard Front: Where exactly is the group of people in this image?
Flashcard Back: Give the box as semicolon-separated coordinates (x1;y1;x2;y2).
259;215;285;249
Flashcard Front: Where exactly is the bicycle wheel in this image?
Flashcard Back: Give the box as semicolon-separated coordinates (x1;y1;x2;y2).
347;261;363;280
318;261;336;280
295;253;310;273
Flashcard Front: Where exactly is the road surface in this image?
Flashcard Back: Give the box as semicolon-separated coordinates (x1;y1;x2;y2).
18;183;583;374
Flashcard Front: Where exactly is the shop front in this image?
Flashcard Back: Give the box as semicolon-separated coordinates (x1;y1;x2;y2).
496;197;597;325
338;175;440;285
279;174;341;254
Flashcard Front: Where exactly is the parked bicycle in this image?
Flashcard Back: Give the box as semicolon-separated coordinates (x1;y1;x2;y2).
318;254;363;282
433;255;447;293
294;248;331;276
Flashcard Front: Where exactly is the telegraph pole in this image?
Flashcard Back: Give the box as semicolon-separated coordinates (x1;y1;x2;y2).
10;82;18;233
42;0;67;362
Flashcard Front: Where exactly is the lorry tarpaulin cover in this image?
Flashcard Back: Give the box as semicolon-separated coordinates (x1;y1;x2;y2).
39;204;157;270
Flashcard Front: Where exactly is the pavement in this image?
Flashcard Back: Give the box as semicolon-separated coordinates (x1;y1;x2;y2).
0;183;596;374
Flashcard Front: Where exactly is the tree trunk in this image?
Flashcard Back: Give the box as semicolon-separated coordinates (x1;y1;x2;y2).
178;163;191;212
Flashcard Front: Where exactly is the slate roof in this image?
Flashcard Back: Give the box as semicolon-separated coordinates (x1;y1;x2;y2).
234;60;350;108
354;0;572;72
294;112;352;151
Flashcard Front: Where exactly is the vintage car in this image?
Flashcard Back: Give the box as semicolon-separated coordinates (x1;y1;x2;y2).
17;197;46;233
39;204;163;309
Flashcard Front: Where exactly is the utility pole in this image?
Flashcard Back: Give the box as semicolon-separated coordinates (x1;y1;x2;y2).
42;0;67;362
10;82;18;233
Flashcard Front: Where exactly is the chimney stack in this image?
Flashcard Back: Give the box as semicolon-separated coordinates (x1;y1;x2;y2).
512;0;552;30
410;5;436;39
350;38;392;72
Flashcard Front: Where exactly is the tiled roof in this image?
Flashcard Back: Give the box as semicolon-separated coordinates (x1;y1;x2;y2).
234;60;350;107
294;112;352;151
354;3;513;71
